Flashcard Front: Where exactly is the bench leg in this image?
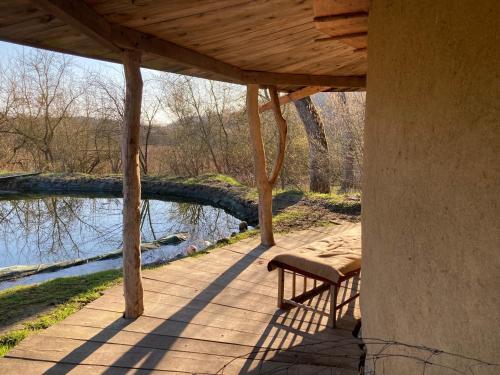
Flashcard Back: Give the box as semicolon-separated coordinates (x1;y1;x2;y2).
330;283;338;328
277;267;285;308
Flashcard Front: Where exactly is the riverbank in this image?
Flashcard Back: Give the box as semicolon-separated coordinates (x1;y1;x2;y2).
0;173;260;225
0;172;360;229
0;233;187;283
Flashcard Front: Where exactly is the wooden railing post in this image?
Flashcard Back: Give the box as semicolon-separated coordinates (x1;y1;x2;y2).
122;49;144;319
246;84;288;246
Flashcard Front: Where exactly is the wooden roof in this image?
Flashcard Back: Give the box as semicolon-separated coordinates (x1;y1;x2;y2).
0;0;368;91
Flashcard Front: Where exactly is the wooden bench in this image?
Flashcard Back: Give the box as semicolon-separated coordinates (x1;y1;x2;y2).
268;234;361;328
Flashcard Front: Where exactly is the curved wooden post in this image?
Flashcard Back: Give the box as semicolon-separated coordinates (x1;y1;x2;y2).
268;86;288;186
122;49;144;319
246;84;288;246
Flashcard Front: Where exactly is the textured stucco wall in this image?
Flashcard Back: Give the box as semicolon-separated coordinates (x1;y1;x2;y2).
362;1;500;374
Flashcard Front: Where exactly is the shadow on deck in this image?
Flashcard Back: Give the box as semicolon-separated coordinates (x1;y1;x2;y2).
0;222;362;374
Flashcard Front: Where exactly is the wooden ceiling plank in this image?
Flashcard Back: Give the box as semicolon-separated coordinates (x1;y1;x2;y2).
32;0;121;52
31;0;244;81
313;0;370;16
102;0;257;29
29;0;366;88
194;21;316;57
259;86;331;112
240;41;353;73
217;29;321;64
120;0;311;37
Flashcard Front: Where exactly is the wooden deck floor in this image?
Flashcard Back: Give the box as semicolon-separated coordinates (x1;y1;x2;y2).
0;222;362;374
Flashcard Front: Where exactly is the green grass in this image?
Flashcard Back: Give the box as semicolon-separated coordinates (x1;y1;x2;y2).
244;189;259;201
0;269;122;357
305;190;361;210
273;207;304;224
179;173;243;187
0;170;23;176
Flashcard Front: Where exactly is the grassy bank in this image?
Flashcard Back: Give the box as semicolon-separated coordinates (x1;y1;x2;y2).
0;269;122;356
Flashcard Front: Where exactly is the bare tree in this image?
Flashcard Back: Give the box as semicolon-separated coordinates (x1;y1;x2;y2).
323;92;365;191
294;97;331;193
0;49;365;192
138;76;164;175
0;51;82;170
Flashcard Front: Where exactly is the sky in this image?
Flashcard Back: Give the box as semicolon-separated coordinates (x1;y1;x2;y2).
0;40;124;79
0;41;249;125
0;41;185;124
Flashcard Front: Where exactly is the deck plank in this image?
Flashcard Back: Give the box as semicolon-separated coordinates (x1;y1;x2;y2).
7;336;357;374
0;224;362;374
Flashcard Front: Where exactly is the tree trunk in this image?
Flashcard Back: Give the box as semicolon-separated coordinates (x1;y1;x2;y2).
121;49;144;319
341;129;355;192
294;97;331;193
338;92;355;192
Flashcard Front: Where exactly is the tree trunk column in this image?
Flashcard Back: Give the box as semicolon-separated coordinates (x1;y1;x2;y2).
246;84;275;246
246;84;288;246
122;49;144;319
294;97;331;194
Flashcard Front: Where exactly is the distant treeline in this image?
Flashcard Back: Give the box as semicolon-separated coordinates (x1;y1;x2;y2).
0;49;364;190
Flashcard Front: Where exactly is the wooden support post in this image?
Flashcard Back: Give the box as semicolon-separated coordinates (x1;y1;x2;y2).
246;84;288;246
122;49;144;319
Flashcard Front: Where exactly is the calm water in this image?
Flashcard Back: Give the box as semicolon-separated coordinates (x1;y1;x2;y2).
0;196;242;289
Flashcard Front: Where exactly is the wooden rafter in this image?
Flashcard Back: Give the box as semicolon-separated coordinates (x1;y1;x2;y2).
313;12;369;23
312;0;369;50
243;72;364;88
31;0;366;88
315;32;368;43
259;86;330;113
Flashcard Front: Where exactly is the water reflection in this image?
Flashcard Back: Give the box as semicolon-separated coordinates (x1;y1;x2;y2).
0;196;241;268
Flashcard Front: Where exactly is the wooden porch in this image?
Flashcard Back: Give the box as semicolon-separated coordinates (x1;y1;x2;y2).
0;223;362;374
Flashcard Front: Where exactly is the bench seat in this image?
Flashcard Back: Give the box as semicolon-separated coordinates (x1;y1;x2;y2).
268;232;361;328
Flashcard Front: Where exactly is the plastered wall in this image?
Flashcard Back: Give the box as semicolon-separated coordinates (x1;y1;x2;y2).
362;1;500;373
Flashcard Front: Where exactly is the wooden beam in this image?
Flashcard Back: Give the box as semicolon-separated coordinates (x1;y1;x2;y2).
313;12;369;23
314;32;368;43
243;71;365;88
259;86;330;113
31;0;367;88
354;47;368;53
122;49;144;319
